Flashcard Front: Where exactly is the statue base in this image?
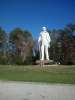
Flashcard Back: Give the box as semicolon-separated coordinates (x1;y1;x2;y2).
36;60;54;67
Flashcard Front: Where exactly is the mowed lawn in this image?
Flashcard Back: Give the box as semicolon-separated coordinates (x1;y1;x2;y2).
0;65;75;84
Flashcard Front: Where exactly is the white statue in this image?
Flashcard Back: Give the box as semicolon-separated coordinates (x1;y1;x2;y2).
38;27;51;61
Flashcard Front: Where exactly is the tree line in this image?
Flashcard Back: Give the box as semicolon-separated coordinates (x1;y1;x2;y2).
0;23;75;65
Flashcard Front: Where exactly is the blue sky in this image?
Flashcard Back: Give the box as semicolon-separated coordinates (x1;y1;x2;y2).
0;0;75;38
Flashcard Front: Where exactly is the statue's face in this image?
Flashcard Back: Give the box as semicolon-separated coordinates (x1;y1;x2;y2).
42;27;47;31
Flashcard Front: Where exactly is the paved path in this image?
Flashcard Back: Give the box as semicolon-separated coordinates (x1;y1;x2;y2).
0;81;75;100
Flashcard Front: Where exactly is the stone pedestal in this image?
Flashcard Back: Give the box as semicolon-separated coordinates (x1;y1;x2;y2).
36;60;54;67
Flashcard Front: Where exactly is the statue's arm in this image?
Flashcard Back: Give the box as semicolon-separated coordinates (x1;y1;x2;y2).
38;36;41;43
38;32;42;43
47;33;51;43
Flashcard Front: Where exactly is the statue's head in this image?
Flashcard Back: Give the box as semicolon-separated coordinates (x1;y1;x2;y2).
42;27;47;31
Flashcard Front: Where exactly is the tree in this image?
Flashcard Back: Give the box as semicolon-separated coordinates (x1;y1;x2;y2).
48;29;63;63
9;28;33;64
48;24;75;64
0;27;7;64
0;27;6;47
57;24;75;64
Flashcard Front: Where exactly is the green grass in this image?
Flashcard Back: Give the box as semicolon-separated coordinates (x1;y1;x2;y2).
0;65;75;84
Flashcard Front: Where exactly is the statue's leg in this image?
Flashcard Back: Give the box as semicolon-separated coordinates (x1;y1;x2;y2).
39;44;44;67
45;45;49;60
40;44;44;60
39;44;41;60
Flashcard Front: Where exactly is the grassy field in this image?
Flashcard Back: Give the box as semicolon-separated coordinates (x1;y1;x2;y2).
0;65;75;84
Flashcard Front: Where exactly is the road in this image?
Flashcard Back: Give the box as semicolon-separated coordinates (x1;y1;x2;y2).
0;81;75;100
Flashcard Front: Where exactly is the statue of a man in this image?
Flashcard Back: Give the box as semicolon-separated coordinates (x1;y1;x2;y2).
38;27;51;61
